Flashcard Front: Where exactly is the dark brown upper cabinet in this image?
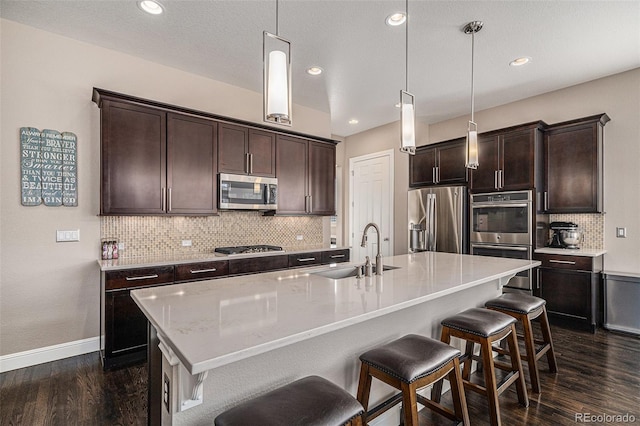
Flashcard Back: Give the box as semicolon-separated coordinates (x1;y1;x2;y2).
409;138;467;187
543;114;609;213
97;97;217;215
276;135;336;215
218;123;276;177
167;113;218;214
99;100;167;215
470;122;545;193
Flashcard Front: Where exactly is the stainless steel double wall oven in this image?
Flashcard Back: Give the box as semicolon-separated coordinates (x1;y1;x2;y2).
470;190;547;294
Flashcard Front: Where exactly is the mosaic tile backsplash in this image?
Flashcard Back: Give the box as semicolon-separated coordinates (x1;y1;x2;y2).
101;212;324;258
549;213;604;249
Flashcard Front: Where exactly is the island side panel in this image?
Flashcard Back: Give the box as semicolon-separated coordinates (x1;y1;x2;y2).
170;279;500;425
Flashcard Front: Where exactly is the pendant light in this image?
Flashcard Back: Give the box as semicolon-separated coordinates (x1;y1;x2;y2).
400;0;415;155
263;0;292;126
464;21;482;169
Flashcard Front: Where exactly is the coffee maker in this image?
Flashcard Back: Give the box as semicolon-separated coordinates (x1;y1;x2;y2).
548;221;579;248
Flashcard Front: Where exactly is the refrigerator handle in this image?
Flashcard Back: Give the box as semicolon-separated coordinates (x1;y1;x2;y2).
431;194;438;251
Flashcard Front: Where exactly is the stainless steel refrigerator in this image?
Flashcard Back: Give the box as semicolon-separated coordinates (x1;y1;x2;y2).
408;186;468;254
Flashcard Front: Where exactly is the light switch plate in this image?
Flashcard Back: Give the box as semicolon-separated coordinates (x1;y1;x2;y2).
181;240;192;247
616;227;627;238
56;229;80;242
296;235;304;241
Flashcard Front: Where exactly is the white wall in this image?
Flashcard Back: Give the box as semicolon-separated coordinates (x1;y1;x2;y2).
428;68;640;274
0;20;331;357
342;120;429;256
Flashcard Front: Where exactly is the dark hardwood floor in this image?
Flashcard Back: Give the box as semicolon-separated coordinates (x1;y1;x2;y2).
1;325;638;425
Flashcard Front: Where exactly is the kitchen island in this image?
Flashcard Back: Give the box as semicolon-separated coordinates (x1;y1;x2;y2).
131;251;540;426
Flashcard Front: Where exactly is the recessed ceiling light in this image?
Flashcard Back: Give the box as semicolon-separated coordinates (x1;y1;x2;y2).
386;12;406;26
348;119;359;125
138;0;164;15
306;66;323;76
509;56;531;67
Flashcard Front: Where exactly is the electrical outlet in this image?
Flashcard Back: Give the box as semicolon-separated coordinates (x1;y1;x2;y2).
616;227;627;238
181;240;192;247
56;229;80;242
296;235;304;241
117;242;125;251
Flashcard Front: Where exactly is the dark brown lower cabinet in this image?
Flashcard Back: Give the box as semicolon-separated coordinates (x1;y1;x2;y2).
101;266;174;370
535;253;603;333
102;249;350;369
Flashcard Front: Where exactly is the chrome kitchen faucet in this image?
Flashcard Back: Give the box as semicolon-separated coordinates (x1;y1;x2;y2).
361;222;383;275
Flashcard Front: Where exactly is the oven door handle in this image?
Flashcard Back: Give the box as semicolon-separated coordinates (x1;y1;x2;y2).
471;203;529;209
472;244;529;251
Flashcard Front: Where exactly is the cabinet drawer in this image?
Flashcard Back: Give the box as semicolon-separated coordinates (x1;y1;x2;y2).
105;266;174;290
229;255;289;275
288;252;322;268
535;254;593;271
322;249;350;264
175;261;229;282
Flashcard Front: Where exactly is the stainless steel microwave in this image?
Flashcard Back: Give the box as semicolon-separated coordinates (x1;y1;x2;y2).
218;173;277;210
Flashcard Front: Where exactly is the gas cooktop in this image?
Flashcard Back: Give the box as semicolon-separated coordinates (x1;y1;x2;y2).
214;245;284;255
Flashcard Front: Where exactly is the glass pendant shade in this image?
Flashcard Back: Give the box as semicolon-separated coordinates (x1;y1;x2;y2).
400;90;416;154
466;120;479;169
263;31;292;126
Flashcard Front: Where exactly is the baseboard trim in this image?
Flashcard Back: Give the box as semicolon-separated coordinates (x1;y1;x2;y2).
0;336;100;373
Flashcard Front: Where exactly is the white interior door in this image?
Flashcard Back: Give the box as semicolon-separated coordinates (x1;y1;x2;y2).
349;150;394;264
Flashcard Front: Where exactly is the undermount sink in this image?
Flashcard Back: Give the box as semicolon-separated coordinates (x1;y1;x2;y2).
312;265;400;280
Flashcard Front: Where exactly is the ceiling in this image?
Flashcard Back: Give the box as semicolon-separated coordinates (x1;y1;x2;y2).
2;1;639;137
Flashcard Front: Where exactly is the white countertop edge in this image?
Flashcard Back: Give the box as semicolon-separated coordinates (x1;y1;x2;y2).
138;260;540;375
98;246;351;271
534;247;606;257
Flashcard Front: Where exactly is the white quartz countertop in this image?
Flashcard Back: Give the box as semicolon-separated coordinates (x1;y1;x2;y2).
97;246;350;271
131;251;540;375
534;247;606;257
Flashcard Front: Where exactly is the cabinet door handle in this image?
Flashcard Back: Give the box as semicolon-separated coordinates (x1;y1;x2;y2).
499;170;504;189
297;257;316;262
161;187;166;211
126;274;159;281
330;254;345;258
190;268;217;274
494;171;499;190
304;195;309;213
245;153;250;174
309;195;313;213
549;259;576;265
249;153;254;174
437;166;440;183
544;191;548;211
432;167;436;183
168;187;172;212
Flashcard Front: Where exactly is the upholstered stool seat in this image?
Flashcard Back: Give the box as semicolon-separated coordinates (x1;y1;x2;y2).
434;308;528;426
485;293;558;393
214;376;364;426
357;334;469;426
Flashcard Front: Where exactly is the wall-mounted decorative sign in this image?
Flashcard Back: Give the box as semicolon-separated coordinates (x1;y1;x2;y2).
20;127;77;207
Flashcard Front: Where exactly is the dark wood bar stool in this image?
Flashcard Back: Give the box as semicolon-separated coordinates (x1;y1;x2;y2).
434;308;529;426
485;293;558;393
214;375;364;426
356;334;469;426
